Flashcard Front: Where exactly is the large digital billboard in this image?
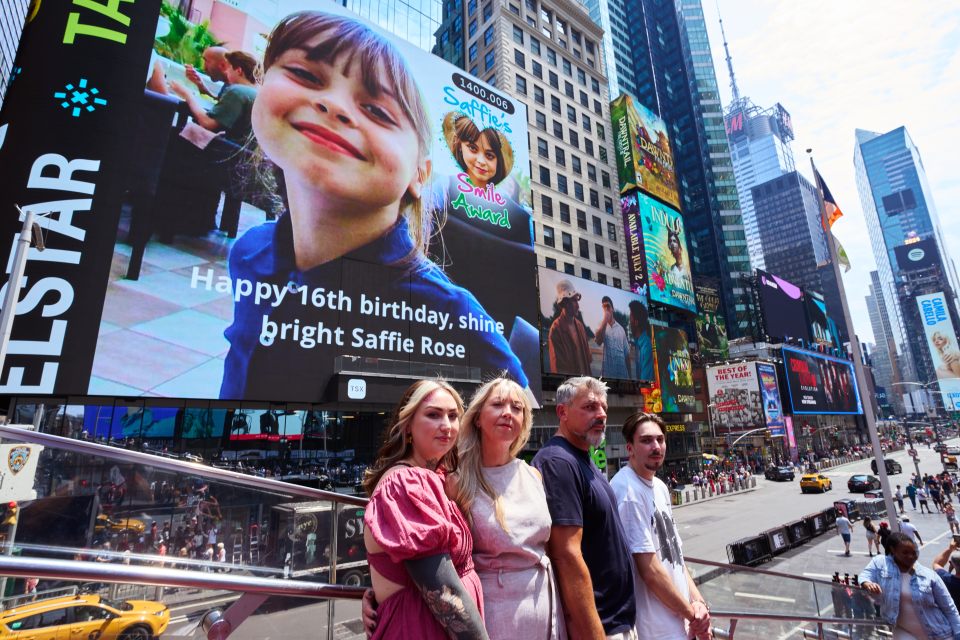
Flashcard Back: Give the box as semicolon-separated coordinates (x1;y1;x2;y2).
654;327;695;413
782;346;863;415
757;270;811;343
638;194;696;313
804;294;838;349
916;292;960;410
757;362;785;435
706;362;763;432
620;193;648;294
610;94;680;209
0;2;539;402
537;269;653;382
895;239;940;272
695;279;728;359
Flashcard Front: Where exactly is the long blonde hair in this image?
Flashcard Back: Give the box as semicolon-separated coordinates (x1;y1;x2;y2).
362;379;464;496
455;377;532;531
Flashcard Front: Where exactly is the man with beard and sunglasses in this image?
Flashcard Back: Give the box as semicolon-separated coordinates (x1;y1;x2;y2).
532;377;637;639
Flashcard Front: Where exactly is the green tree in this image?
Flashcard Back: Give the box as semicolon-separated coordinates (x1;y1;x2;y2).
154;1;223;68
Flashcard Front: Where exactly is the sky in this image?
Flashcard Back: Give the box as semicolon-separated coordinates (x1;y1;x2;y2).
699;1;960;346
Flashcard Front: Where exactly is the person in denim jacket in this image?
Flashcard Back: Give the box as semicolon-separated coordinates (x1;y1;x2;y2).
860;532;960;639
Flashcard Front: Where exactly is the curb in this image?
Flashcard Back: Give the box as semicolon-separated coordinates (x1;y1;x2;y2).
674;484;759;509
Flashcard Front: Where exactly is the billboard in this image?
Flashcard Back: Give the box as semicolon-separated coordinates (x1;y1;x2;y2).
695;279;728;359
537;269;653;382
610;94;680;209
638;194;696;312
620;194;648;293
915;292;960;410
782;346;863;415
895;239;939;272
706;362;763;432
654;327;695;413
756;362;785;435
804;294;837;348
757;270;810;343
0;1;539;402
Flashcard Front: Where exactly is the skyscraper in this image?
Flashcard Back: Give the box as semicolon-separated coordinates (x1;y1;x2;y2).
0;0;29;102
866;270;903;414
582;0;753;337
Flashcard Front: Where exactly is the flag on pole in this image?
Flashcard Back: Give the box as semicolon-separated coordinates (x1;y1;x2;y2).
813;167;844;229
834;235;851;272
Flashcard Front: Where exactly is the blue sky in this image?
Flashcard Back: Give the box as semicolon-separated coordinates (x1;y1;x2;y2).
701;1;960;345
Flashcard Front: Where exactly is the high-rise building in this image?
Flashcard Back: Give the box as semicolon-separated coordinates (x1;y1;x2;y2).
435;0;628;287
0;0;29;102
343;0;443;52
854;126;960;395
866;270;903;414
582;0;753;337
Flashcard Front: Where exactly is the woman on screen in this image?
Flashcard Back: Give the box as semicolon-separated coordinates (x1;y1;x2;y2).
445;113;509;190
933;331;960;378
218;11;528;400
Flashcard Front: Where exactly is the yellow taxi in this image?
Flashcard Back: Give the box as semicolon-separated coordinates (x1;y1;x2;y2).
94;514;147;535
0;594;169;639
800;473;832;494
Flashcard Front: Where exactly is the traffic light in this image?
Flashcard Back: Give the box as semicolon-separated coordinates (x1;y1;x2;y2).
2;502;17;528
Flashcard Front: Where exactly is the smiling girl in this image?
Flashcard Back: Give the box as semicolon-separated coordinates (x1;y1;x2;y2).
219;11;528;400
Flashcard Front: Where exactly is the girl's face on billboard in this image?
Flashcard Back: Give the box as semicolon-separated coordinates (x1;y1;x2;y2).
253;39;425;213
460;136;497;187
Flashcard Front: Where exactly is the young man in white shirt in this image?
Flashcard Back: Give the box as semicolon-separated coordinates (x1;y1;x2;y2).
611;412;712;640
835;512;853;557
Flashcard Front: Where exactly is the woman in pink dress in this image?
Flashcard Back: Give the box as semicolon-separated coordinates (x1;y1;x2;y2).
363;380;488;640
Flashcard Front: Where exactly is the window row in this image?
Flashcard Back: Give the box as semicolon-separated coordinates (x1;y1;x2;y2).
542;258;622;288
535;137;611;186
539;194;619;238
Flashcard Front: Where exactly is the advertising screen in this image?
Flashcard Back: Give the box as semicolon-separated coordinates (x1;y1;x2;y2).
610;94;680;208
706;362;763;432
782;346;863;415
757;270;811;343
639;195;696;312
695;279;728;359
620;193;648;294
915;292;960;410
654;327;695;413
805;294;837;348
757;362;785;435
538;269;654;382
895;239;940;272
0;1;539;402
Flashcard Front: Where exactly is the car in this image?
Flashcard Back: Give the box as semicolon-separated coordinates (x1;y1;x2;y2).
94;514;146;535
948;447;960;456
764;465;796;481
935;443;948;453
800;474;832;493
0;594;169;639
870;458;902;475
848;474;882;493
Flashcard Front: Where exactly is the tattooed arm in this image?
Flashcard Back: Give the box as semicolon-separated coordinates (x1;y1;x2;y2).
404;553;488;640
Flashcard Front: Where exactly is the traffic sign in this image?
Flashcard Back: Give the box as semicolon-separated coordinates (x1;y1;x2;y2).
909;449;919;458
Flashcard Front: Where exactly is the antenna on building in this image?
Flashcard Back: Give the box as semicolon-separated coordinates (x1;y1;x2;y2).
716;0;741;106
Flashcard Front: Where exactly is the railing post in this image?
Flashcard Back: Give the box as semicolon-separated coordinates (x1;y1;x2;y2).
327;501;340;640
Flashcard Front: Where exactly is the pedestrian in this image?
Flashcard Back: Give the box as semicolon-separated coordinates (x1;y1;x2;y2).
900;517;924;546
946;503;960;535
931;538;960;608
907;483;918;510
895;485;905;514
931;483;944;513
878;521;892;555
863;517;880;557
836;510;854;557
918;486;932;514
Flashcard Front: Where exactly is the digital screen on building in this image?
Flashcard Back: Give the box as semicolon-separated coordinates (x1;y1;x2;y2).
757;270;811;343
537;269;654;382
781;346;863;415
805;294;837;348
620;193;648;294
0;1;539;403
610;94;680;209
695;279;728;359
895;239;939;272
757;362;785;435
706;362;763;432
654;327;695;413
915;292;960;410
639;194;696;313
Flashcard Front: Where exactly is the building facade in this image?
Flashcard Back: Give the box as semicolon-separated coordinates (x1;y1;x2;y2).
0;0;29;102
866;270;903;415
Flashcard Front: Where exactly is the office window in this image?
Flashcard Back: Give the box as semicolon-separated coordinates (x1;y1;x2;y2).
530;36;541;55
537;137;548;157
484;50;495;70
469;20;478;37
547;48;557;65
579;90;588;107
484;25;495;46
590;189;599;207
555;147;565;166
469;42;478;61
587;163;597;182
513;25;524;44
579;238;589;258
591;78;600;93
604;197;613;214
607;222;617;241
564;81;574;98
613;277;621;289
562;58;572;75
610;250;619;270
564;262;575;275
514;49;525;68
470;65;479;76
602;171;611;188
599;147;607;163
509;3;520;15
597;273;607;285
596;123;605;140
595;244;605;264
551;95;561;114
541;194;553;217
580;114;591;133
574;182;584;201
468;0;477;14
539;166;551;186
593;99;602;114
576;209;587;230
592;216;602;236
553;121;563;138
534;85;545;104
584;138;593;155
569;130;579;148
549;71;559;89
483;2;492;20
556;174;568;194
515;75;527;95
545;256;557;270
535;111;546;129
572;156;581;175
577;68;586;85
581;267;592;280
542;224;555;247
561;232;572;253
567;105;576;123
559;202;570;223
532;61;543;78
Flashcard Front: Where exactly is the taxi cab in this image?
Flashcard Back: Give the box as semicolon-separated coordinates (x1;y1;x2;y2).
0;594;169;639
800;473;832;493
94;514;147;535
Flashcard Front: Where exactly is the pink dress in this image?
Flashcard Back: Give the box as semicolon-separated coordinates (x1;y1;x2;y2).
365;466;484;639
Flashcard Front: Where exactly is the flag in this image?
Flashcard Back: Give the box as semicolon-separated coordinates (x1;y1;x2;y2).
813;167;844;229
834;235;851;272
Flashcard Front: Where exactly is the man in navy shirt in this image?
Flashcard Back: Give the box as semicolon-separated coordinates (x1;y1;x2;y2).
533;376;637;639
932;540;960;608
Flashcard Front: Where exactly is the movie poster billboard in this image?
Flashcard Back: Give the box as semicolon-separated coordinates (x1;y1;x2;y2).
654;327;695;413
610;94;680;209
537;269;653;382
782;346;863;415
756;362;785;435
916;292;960;410
620;193;648;294
757;270;811;343
0;1;539;402
639;194;696;312
706;362;763;432
695;279;728;359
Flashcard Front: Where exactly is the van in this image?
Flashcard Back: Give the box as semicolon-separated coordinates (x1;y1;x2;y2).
870;458;902;474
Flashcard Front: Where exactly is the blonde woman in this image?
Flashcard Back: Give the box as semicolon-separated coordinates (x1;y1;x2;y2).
449;377;564;639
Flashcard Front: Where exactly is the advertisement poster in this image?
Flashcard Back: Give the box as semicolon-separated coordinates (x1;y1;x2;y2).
916;292;960;410
756;362;785;435
705;362;762;432
639;194;696;312
0;1;539;403
620;193;648;294
695;279;728;359
896;239;939;272
537;269;653;382
782;346;863;415
804;294;836;348
757;270;810;343
610;94;680;209
654;327;695;413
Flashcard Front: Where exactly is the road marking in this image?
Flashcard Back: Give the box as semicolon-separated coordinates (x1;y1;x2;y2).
802;572;834;579
734;591;796;604
828;550;870;555
777;603;834;640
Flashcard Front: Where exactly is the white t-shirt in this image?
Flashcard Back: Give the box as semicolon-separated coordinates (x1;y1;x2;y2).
611;466;689;640
900;521;921;545
836;516;852;535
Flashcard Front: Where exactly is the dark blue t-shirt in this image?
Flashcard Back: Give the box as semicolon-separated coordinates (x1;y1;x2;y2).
533;435;636;635
936;568;960;608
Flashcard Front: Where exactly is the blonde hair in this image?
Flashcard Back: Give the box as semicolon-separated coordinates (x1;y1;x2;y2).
362;379;464;495
454;377;532;532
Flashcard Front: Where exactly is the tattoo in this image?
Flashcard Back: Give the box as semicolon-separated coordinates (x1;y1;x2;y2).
405;553;488;640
